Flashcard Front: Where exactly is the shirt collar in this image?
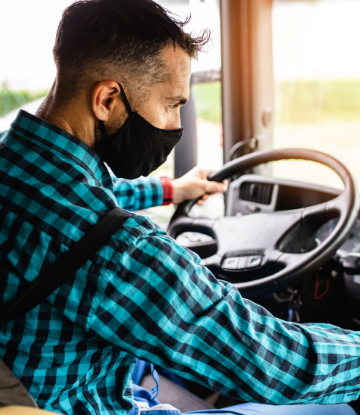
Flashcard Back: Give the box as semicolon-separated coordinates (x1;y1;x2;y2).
9;110;113;189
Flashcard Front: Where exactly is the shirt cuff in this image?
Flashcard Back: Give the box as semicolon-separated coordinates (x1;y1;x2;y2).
160;177;173;206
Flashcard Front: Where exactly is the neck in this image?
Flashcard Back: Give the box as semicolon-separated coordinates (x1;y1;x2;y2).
35;84;95;148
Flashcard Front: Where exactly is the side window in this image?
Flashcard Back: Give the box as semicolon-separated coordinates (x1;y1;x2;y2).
147;0;223;227
0;0;224;227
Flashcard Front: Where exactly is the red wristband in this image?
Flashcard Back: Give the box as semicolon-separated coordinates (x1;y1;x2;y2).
160;177;173;205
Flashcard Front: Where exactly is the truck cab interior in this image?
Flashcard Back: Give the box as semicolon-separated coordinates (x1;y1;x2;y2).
2;0;360;412
165;0;360;329
161;0;360;406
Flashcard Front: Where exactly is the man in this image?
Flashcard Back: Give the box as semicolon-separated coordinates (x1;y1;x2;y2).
0;1;359;414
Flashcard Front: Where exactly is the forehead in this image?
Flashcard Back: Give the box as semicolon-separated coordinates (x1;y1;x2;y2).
161;45;191;97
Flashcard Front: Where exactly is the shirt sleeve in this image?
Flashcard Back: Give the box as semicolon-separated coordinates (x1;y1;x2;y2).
91;222;360;406
113;177;164;210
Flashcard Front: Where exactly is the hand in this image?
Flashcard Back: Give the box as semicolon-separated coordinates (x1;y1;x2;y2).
172;167;228;205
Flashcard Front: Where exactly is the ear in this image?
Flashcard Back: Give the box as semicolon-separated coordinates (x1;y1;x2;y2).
92;81;122;121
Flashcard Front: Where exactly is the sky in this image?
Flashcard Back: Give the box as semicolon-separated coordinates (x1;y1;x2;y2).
0;0;360;90
0;0;221;90
272;0;360;80
0;0;72;89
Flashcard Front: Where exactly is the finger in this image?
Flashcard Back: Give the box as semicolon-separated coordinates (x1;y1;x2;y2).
195;168;213;180
202;168;214;179
197;194;209;205
204;181;228;195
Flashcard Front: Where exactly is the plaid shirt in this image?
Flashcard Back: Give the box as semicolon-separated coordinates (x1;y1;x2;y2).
1;110;360;415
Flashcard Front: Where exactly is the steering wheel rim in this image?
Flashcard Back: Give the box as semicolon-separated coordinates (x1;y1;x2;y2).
168;148;359;295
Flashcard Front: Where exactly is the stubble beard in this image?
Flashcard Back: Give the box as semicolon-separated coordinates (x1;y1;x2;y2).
94;109;128;145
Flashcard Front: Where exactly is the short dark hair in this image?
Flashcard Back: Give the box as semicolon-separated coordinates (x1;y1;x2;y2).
53;0;210;103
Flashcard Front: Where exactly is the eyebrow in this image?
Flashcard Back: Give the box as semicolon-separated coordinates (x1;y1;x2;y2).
166;95;189;106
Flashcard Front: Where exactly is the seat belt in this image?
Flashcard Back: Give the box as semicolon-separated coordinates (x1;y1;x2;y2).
0;207;132;409
0;207;133;323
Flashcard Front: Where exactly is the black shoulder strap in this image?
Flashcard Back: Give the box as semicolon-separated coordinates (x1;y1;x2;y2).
1;207;132;323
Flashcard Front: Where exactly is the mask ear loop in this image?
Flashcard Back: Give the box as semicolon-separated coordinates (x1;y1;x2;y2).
98;83;132;138
98;119;108;139
118;83;133;115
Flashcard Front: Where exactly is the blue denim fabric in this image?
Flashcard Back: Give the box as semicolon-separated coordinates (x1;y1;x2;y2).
132;360;356;415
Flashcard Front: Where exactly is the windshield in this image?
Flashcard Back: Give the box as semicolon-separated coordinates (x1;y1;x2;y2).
2;0;359;225
272;0;360;190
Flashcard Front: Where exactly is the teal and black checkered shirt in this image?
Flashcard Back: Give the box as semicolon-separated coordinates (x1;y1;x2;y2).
1;110;360;414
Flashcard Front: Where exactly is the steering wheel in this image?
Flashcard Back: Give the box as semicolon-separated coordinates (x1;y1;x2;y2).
167;149;359;296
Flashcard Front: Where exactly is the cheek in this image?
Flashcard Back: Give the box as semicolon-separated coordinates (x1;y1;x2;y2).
153;107;178;129
160;106;177;127
164;109;181;130
140;103;168;129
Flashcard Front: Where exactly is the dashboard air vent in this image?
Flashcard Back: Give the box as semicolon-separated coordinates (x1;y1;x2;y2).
239;182;273;205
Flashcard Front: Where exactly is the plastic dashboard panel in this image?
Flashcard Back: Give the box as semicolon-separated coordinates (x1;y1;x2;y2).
226;174;341;216
225;175;360;297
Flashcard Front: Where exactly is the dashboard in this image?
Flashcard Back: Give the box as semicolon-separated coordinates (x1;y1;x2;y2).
226;175;360;300
227;174;360;256
179;175;360;260
176;175;360;327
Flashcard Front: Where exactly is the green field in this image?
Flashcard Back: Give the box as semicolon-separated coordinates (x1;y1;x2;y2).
276;79;360;123
2;79;360;123
193;79;360;124
0;88;48;117
192;82;222;123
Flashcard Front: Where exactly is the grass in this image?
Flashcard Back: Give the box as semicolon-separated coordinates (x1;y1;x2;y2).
192;82;222;124
0;82;223;122
0;88;48;117
276;79;360;124
2;78;360;124
192;79;360;124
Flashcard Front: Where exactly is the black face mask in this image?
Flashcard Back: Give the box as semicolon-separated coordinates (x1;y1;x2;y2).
95;83;183;179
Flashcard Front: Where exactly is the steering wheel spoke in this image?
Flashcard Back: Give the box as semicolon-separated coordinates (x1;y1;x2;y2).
302;192;346;222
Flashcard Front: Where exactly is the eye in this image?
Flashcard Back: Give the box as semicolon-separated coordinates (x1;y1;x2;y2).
164;103;180;116
167;104;179;110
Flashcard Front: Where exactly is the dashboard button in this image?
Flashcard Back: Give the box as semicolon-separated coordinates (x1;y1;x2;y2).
353;275;360;285
222;257;239;270
237;256;247;270
247;256;262;268
246;205;261;213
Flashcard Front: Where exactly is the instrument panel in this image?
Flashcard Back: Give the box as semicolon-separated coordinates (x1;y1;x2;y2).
180;175;360;259
227;174;360;256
